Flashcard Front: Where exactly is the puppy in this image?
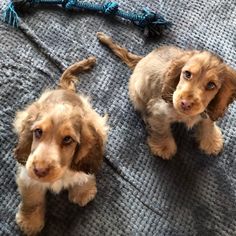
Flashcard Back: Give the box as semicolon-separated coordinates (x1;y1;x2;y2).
97;32;236;160
13;57;108;235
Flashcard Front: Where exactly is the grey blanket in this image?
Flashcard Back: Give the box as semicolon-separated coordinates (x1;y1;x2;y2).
0;0;236;235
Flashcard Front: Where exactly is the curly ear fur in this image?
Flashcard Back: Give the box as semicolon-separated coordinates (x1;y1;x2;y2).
14;112;33;165
14;104;39;165
161;52;195;103
207;65;236;121
71;122;104;174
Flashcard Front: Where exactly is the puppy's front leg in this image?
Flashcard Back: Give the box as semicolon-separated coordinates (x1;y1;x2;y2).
16;176;46;235
147;128;177;160
146;113;177;160
68;175;97;207
195;118;223;155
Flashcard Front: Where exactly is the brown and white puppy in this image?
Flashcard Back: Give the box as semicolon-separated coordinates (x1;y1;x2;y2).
97;32;236;160
13;57;108;235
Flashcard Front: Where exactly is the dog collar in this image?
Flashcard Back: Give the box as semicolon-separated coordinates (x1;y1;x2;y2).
200;111;208;119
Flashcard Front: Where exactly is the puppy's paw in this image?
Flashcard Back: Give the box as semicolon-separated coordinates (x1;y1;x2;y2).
148;136;177;160
199;125;223;155
80;56;96;70
16;205;44;236
69;181;97;207
96;32;111;43
86;56;96;65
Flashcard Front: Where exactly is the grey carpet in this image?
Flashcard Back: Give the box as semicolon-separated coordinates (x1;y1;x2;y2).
0;0;236;235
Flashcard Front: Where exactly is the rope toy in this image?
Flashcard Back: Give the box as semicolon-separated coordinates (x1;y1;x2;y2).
3;0;171;37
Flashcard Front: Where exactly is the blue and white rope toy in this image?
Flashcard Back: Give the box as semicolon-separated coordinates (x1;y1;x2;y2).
3;0;171;37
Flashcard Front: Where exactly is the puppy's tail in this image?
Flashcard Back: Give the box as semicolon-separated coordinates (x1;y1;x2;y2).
59;57;96;91
97;32;143;70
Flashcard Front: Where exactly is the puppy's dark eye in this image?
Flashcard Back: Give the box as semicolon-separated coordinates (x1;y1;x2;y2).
183;71;192;80
34;128;42;139
206;81;216;90
62;136;74;145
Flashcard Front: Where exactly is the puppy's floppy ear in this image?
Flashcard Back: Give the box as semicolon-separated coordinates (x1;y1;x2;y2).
14;111;34;165
207;65;236;121
161;52;194;103
71;121;104;174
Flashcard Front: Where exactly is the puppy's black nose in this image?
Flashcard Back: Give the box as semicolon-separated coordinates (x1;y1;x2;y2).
181;100;192;110
33;167;50;178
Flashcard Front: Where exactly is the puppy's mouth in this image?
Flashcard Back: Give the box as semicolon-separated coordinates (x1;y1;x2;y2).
27;166;64;183
177;108;198;116
173;99;203;117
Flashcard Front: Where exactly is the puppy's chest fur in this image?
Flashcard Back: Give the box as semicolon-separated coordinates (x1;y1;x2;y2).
150;100;202;129
171;109;202;129
18;166;92;194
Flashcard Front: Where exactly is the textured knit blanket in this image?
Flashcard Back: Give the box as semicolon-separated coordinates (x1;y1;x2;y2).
0;0;236;235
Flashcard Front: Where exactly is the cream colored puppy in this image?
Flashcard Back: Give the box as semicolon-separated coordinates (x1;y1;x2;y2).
14;57;108;235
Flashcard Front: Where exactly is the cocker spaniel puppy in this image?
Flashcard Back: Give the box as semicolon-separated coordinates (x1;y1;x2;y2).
13;57;108;235
97;32;236;160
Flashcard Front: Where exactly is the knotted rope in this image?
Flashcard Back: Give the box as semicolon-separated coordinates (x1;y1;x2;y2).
3;0;171;37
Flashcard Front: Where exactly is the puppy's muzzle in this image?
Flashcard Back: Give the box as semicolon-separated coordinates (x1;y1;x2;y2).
33;166;50;178
180;99;193;111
